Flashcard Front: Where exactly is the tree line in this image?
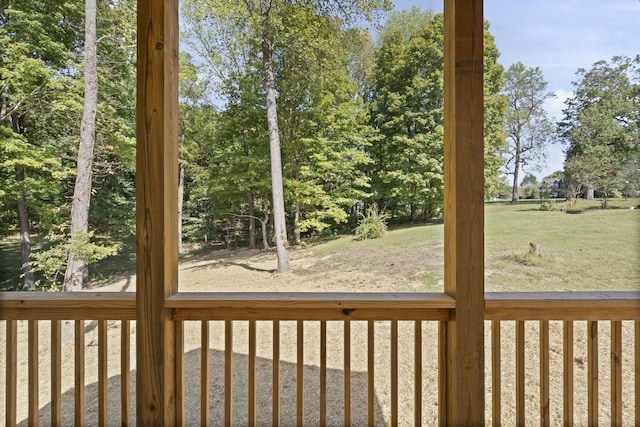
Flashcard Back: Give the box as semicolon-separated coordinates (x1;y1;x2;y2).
1;1;638;290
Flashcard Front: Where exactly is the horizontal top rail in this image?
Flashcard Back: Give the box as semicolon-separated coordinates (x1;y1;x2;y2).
0;292;136;320
486;291;640;320
1;291;639;321
166;292;456;321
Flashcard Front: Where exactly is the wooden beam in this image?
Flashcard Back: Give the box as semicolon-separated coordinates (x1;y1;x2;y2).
136;0;179;424
443;0;485;424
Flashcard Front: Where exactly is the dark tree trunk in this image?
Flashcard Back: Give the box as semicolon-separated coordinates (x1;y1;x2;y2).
294;201;301;245
15;165;35;289
248;192;256;249
511;144;521;203
178;163;184;254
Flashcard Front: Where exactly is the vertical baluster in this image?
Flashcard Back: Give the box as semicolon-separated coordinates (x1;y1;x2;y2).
201;320;209;427
587;320;598;426
6;320;17;427
367;320;375;426
563;321;573;427
634;320;640;426
175;321;184;427
516;320;525;426
75;320;85;426
540;320;550;427
492;320;501;427
51;320;62;426
635;320;639;427
225;320;233;426
438;321;447;427
344;320;351;427
414;321;422;427
611;321;622;427
98;320;108;426
272;321;280;427
28;320;39;425
391;320;398;427
297;320;304;426
320;321;327;426
249;320;257;427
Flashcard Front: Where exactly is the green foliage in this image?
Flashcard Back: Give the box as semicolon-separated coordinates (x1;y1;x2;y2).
561;56;640;208
539;201;557;211
354;205;388;240
30;231;119;291
503;62;555;202
368;10;505;218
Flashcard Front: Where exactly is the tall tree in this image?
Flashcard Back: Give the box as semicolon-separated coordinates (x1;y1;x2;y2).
503;62;554;203
369;10;505;218
63;0;98;292
0;0;83;289
560;56;639;207
183;0;390;272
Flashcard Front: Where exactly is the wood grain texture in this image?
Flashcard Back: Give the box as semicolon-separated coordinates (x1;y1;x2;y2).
414;321;422;427
98;320;108;426
540;321;550;427
611;321;622;427
588;321;598;426
249;321;257;427
563;321;574;427
343;320;351;427
225;321;233;426
51;320;62;427
6;320;17;427
201;321;209;427
636;321;640;427
272;321;280;427
136;0;179;423
297;321;304;426
634;321;640;426
443;0;485;423
367;320;375;426
516;321;525;426
121;320;131;427
491;321;501;427
28;321;39;425
486;292;640;320
391;320;398;427
75;320;85;426
166;292;455;308
0;292;135;320
320;321;327;426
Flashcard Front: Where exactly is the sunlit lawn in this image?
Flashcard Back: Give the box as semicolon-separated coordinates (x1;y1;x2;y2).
1;198;638;292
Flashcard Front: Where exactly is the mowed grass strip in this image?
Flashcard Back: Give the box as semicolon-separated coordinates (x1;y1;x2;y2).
307;199;639;292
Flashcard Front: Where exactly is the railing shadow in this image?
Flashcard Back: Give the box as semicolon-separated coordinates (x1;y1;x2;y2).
21;348;386;426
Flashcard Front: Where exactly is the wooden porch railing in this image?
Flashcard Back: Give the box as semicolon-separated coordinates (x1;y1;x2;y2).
1;291;639;425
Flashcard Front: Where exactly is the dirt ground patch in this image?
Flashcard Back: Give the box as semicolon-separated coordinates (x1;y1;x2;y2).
1;246;637;425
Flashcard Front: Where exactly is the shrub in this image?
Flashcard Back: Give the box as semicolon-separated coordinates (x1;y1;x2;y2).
354;205;388;240
539;201;556;211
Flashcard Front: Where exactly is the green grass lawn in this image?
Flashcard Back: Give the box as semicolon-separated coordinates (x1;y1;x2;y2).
2;199;638;292
484;199;640;291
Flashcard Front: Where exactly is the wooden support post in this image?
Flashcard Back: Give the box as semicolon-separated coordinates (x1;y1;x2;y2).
443;0;485;424
136;0;179;424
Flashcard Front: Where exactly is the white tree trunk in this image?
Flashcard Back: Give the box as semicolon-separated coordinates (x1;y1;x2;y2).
63;0;98;292
260;2;290;273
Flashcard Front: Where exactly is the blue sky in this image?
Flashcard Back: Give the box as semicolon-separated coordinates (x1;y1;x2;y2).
390;0;640;178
